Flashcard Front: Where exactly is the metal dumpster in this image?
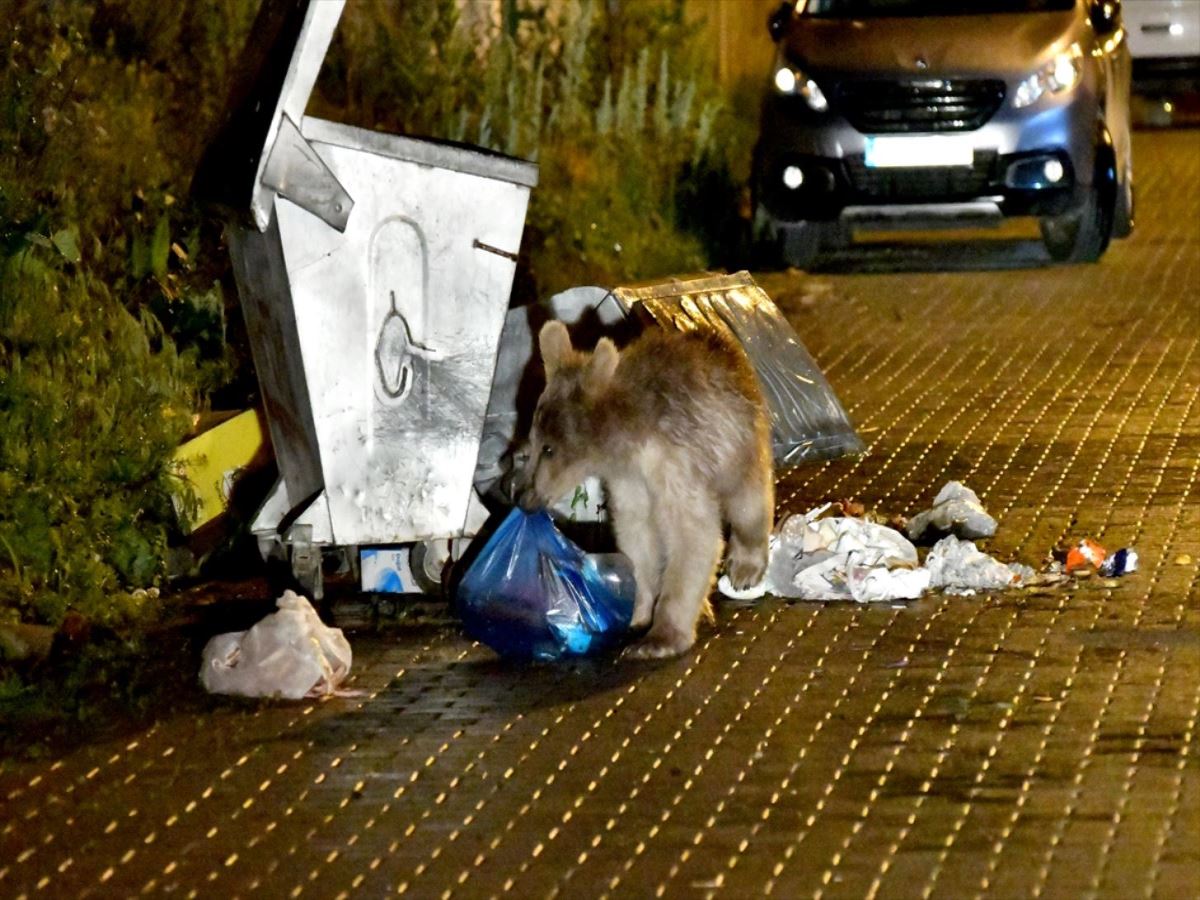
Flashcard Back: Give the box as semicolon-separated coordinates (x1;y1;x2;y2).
197;0;537;594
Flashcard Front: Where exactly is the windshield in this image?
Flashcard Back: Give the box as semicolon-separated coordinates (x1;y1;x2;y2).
801;0;1075;16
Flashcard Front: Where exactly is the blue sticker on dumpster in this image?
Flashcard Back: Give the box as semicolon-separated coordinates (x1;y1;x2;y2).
457;508;634;661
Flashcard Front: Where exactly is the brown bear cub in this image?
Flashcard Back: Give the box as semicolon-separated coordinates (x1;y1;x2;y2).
517;321;774;659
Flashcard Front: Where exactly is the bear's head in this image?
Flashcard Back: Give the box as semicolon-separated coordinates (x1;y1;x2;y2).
515;321;618;511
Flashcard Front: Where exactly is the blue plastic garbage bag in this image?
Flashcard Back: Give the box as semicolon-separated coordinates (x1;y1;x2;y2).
457;508;634;661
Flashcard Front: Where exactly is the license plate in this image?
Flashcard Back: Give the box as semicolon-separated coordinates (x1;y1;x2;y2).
864;136;974;168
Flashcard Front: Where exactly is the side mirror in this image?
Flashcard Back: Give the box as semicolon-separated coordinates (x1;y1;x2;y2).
768;2;794;43
1090;0;1121;35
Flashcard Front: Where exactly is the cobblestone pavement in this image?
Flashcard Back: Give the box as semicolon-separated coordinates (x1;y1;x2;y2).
2;130;1198;900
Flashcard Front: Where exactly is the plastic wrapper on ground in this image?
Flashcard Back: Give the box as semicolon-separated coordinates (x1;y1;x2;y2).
200;591;352;699
1066;537;1108;572
1100;547;1138;576
847;564;932;602
906;481;997;541
456;509;634;661
924;535;1034;595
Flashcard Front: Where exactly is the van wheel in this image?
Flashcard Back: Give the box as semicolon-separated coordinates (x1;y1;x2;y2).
1040;181;1114;263
778;221;839;270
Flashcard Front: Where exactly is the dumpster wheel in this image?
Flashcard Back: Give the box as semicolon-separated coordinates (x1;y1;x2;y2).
409;541;451;596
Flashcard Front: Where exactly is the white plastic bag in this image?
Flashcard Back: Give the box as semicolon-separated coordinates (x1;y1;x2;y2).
924;535;1033;595
906;481;997;541
200;590;352;699
847;564;932;603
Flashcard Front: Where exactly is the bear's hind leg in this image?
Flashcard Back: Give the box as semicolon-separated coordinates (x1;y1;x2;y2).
723;466;773;590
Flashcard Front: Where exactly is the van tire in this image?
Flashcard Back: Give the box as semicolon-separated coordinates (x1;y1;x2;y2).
1040;181;1114;263
778;221;842;270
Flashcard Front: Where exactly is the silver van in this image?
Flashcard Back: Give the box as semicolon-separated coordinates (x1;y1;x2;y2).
753;0;1134;266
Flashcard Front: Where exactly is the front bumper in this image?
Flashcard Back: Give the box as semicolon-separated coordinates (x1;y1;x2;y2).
756;147;1081;224
754;85;1101;225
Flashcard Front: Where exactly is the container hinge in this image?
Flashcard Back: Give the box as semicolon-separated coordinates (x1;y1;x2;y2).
261;113;355;232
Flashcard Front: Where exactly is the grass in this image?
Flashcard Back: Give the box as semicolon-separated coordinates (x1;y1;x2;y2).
315;0;755;297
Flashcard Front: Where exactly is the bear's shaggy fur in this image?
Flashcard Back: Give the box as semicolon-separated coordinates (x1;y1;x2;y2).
517;321;774;658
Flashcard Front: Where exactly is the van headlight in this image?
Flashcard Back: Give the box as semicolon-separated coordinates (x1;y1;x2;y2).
1014;44;1083;108
773;62;829;112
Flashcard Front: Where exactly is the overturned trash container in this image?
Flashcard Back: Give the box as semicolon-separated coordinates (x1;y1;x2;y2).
614;272;864;465
196;0;537;595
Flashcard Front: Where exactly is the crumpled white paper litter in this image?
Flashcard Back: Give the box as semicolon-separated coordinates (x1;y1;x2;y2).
725;506;925;603
200;590;352;700
719;502;1040;604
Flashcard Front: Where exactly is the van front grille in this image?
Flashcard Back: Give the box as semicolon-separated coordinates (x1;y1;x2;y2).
834;79;1006;133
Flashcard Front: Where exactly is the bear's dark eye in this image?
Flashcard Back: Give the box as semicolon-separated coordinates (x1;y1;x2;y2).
541;444;555;458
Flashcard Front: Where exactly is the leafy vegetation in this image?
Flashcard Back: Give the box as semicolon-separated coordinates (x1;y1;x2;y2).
1;1;257;636
316;0;754;297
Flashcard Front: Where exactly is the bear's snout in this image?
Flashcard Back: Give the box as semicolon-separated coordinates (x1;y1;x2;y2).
516;484;543;513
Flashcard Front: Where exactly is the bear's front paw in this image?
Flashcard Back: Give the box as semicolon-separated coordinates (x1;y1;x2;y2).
623;630;693;660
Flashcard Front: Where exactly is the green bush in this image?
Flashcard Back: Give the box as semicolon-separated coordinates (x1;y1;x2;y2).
0;1;251;629
314;0;748;297
0;239;197;627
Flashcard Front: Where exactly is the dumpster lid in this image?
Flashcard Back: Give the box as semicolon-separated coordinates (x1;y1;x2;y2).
301;118;539;189
194;0;346;231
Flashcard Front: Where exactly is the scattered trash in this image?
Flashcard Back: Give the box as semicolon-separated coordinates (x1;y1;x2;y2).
456;508;633;661
835;498;867;518
924;535;1033;595
725;493;1097;604
847;564;931;602
1065;538;1107;573
1099;548;1138;577
200;591;352;700
905;481;997;542
1175;553;1194;566
738;506;924;603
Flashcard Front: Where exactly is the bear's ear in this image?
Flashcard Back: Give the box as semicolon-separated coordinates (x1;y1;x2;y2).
584;337;619;394
538;321;573;379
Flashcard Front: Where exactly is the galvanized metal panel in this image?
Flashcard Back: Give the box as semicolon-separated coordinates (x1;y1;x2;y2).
271;132;532;545
248;0;345;230
227;219;324;510
302;117;539;189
